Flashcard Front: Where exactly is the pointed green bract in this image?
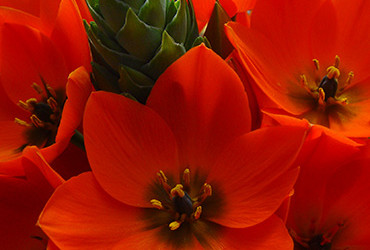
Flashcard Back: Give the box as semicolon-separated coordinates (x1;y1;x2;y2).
85;0;201;103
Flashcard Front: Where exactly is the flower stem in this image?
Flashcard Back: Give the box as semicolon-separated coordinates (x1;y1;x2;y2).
71;130;85;151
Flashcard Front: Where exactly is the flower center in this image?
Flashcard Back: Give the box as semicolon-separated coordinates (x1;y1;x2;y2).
300;55;354;107
290;222;343;250
150;169;212;231
14;79;63;148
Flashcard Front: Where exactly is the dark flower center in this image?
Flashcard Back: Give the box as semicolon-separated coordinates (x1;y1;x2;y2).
15;79;63;149
150;169;212;231
318;76;338;101
308;235;331;250
300;55;353;107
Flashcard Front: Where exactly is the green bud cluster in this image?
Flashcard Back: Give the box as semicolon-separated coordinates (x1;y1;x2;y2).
85;0;205;103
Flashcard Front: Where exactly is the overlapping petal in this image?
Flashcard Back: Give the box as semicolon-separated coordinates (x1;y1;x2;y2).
147;45;251;170
84;91;179;208
206;126;307;228
39;172;146;250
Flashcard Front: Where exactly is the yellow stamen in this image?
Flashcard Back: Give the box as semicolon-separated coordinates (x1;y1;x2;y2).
171;184;185;198
334;55;340;68
157;170;171;193
300;74;308;87
14;118;32;127
312;59;320;70
193;206;202;220
182;168;190;189
346;71;354;85
31;82;43;94
150;199;164;210
169;221;181;231
47;97;59;113
30;114;44;128
169;214;186;231
318;88;325;106
203;183;212;197
326;66;340;79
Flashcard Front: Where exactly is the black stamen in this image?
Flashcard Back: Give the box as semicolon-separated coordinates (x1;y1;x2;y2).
173;192;193;215
319;76;338;101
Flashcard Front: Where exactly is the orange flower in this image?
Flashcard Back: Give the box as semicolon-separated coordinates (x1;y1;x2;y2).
285;127;370;248
192;0;255;31
0;1;92;161
0;146;63;248
0;0;93;22
226;0;370;137
39;45;307;248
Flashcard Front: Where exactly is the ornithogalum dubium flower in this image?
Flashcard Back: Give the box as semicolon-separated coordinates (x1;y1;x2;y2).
39;45;308;249
226;0;370;138
286;128;370;249
0;146;63;249
0;1;92;161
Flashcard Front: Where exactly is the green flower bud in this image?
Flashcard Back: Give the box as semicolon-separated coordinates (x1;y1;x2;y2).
85;0;202;103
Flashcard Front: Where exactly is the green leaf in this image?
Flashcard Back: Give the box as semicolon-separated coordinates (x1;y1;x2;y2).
116;8;162;61
123;0;146;13
118;66;154;103
204;1;233;59
165;0;187;44
91;62;120;93
138;0;167;29
86;0;116;39
184;0;200;50
142;30;186;79
99;0;129;32
86;21;146;71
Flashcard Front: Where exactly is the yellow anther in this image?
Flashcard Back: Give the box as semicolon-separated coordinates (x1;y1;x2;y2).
169;221;181;231
46;85;57;98
300;74;308;87
346;71;354;85
193;206;202;220
171;184;185;198
312;59;320;70
31;82;43;94
47;97;59;113
14;118;32;127
203;183;212;197
334;55;340;68
157;170;168;183
150;199;164;210
326;66;340;79
30;115;44;128
318;88;325;106
183;168;190;188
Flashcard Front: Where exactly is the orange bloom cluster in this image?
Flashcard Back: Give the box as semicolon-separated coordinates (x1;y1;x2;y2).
0;0;369;249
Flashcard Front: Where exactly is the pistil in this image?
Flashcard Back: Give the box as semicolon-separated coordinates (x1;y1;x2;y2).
150;169;212;231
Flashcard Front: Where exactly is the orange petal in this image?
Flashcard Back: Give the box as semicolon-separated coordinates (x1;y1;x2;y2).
0;0;40;17
22;146;64;190
55;66;92;142
147;45;251;170
0;121;26;162
286;127;360;237
74;0;93;22
49;0;92;72
231;0;256;12
192;0;216;31
39;172;147;249
0;175;47;249
216;215;293;249
46;142;91;181
218;0;238;17
206;125;307;228
84;91;179;208
0;22;68;104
